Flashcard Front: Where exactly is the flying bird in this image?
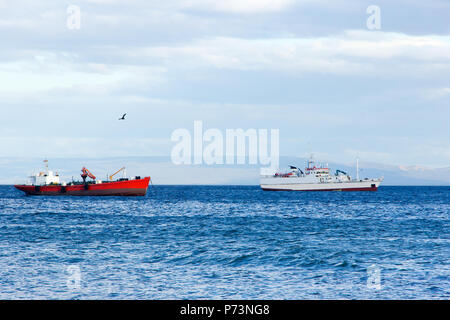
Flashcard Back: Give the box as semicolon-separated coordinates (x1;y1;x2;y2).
119;113;127;120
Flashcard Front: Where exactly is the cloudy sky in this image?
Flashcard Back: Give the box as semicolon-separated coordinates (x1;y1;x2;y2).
1;0;450;168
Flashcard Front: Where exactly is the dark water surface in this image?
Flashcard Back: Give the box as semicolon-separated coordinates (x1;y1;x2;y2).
0;185;448;299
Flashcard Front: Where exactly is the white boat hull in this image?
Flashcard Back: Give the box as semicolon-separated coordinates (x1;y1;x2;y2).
260;179;382;191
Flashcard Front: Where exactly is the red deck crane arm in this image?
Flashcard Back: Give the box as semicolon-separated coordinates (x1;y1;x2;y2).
81;167;96;180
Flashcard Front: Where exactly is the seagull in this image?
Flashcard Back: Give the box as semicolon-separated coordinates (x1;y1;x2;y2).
119;113;126;120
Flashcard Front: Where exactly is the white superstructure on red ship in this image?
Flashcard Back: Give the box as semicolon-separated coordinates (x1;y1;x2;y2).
28;159;61;186
260;156;383;191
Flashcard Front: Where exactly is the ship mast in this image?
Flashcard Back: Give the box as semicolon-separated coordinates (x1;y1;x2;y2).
308;154;314;168
356;157;359;181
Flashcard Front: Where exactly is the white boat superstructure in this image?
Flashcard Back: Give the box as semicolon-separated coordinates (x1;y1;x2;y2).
260;157;383;191
28;159;61;186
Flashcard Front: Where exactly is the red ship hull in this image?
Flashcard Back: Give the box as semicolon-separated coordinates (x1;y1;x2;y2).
14;177;151;196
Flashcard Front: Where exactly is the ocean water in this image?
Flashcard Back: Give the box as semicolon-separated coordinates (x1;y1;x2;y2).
0;185;448;299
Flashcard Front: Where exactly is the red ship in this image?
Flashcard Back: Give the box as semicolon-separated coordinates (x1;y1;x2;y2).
14;160;151;196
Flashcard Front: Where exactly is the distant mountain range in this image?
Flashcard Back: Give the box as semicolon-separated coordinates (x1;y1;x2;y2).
1;156;449;185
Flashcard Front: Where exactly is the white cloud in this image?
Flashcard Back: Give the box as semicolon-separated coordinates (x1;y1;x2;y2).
2;30;450;100
423;87;450;99
0;52;167;97
121;30;450;76
181;0;295;13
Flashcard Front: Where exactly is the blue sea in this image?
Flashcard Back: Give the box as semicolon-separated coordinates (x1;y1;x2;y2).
0;185;448;299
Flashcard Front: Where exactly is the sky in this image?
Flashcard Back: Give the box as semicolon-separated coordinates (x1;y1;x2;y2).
1;0;450;171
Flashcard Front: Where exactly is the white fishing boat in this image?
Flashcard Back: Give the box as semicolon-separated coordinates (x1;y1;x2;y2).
260;156;383;191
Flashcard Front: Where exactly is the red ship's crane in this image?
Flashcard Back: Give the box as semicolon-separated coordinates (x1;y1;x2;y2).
81;167;96;183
